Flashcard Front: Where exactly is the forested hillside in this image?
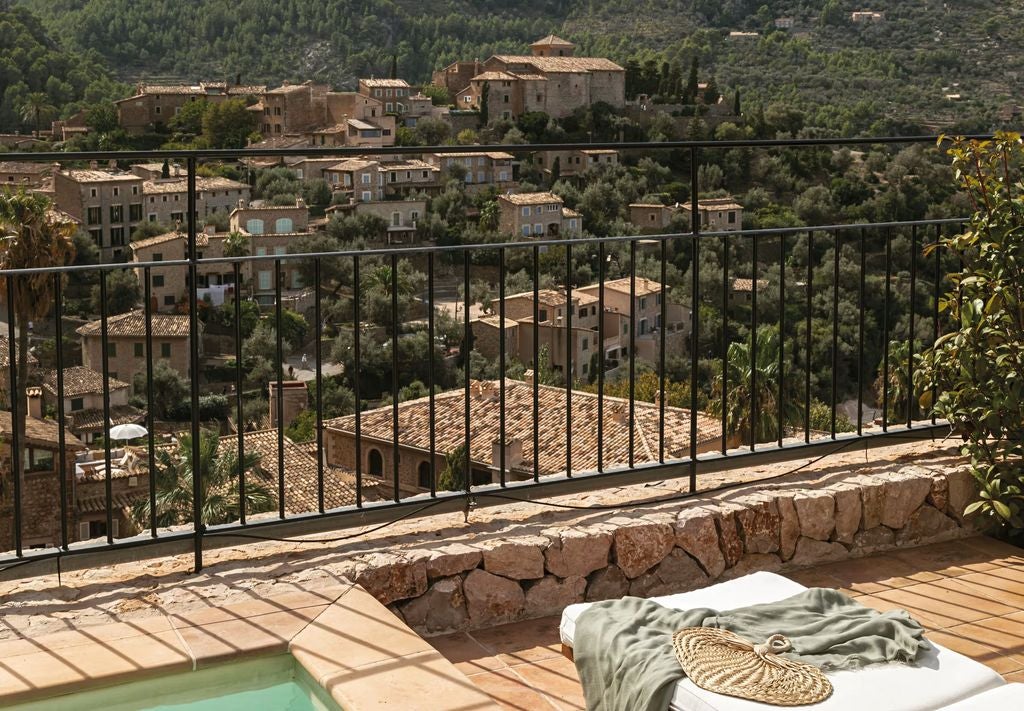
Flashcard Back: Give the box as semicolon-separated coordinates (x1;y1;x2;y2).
7;0;1024;135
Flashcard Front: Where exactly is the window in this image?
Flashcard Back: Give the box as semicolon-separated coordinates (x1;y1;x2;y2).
108;343;117;357
274;246;286;256
368;449;384;477
112;187;119;197
148;214;157;222
579;308;587;319
246;219;264;235
582;337;589;351
274;218;293;233
386;103;393;112
417;461;432;489
361;191;372;202
392;212;401;227
535;206;542;215
110;227;125;246
539;309;548;322
258;271;272;290
171;211;184;223
129;204;142;222
90;188;97;198
411;211;419;222
728;211;736;224
522;225;531;237
153;252;163;262
110;205;123;222
155;106;161;115
161;343;171;358
656;294;662;306
521;207;530;217
70;398;84;411
23;447;54;473
639;297;647;311
533;223;543;235
477;171;484;183
132;185;139;196
499;171;509;181
274;106;282;116
639;318;648;335
87;207;102;225
152;274;164;287
88;228;102;246
361;173;371;185
503;95;509;103
164;295;176;306
134;343;144;358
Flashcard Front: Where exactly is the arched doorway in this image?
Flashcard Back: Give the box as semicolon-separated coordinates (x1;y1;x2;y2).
368;449;383;477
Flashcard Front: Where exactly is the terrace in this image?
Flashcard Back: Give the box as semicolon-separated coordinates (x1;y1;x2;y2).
0;135;1016;709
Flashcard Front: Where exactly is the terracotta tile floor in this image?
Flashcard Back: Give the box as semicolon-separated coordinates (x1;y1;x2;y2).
429;536;1024;710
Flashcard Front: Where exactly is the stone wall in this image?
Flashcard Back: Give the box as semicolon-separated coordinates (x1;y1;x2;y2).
346;463;978;636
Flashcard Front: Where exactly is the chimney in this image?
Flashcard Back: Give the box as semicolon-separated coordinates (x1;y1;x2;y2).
89;160;98;170
523;369;535;386
238;198;247;209
491;437;524;470
204;224;217;236
172;164;181;177
295;196;306;209
269;380;309;429
107;159;116;170
469;380;483;399
26;387;43;420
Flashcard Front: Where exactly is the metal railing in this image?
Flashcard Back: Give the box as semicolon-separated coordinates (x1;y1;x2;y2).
0;135;970;575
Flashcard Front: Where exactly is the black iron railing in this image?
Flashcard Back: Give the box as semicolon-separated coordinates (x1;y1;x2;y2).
0;135;971;575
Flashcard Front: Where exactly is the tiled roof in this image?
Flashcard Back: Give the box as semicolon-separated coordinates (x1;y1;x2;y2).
130;230;213;252
589;276;665;298
492;56;624;73
0;335;38;369
430;151;514;160
0;161;49;174
498;192;563;206
142;177;249;194
579;149;619;155
238;430;380;512
69;405;145;433
76;310;191;339
471;71;521;82
731;278;769;293
78;492;140;513
562;207;581;218
60;170;141;183
0;410;84;448
326;159;379;172
531;35;576;47
325;379;721;477
42;367;129;398
127;83;265;97
513;73;549;82
361;79;411;88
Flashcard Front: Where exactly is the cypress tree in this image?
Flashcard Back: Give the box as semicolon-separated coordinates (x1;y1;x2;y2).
733;88;741;116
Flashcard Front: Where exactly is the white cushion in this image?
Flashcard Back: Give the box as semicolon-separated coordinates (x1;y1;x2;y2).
560;572;1005;711
938;683;1024;709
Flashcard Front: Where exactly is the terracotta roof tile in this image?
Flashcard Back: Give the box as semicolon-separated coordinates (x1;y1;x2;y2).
0;410;84;449
76;310;191;339
68;405;145;433
361;79;411;88
325;379;720;477
0;335;38;369
498;192;563;206
42;367;130;398
492;56;624;73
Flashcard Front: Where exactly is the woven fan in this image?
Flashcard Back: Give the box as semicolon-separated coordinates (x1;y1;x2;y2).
673;628;833;706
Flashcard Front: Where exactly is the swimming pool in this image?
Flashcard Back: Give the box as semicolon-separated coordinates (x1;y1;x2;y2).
12;656;341;711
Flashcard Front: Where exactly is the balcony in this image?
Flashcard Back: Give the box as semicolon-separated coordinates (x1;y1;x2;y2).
0;136;1012;709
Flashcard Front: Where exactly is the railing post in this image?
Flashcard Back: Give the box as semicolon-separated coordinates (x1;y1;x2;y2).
6;277;21;557
689;145;700;492
99;270;113;545
53;275;69;550
186;156;203;572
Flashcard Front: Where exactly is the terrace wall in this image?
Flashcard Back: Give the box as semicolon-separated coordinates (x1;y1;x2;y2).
345;462;979;635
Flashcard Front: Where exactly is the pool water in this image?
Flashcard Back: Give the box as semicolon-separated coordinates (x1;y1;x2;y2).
13;655;340;711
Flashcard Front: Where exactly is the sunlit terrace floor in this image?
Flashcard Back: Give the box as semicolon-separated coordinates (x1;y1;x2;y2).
429;536;1024;711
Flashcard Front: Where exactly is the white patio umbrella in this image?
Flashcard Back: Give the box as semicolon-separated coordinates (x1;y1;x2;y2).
108;423;149;441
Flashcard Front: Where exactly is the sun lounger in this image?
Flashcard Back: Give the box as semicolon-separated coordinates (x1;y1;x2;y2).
559;571;1006;711
937;683;1024;709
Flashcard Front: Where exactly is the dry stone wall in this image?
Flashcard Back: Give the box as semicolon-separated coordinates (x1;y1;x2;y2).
349;464;978;636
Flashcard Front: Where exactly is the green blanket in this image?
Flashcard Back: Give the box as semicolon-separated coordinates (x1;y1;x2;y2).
573;588;930;711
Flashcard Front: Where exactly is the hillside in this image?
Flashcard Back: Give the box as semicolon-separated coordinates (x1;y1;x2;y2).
8;0;1024;135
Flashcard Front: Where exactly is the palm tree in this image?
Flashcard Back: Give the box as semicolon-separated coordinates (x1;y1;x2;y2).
222;231;251;258
18;93;56;137
712;325;802;446
362;263;413;299
0;190;76;504
875;339;916;426
132;429;275;528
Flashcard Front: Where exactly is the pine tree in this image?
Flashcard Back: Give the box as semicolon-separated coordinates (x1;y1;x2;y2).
479;81;490;127
685;56;699;104
390;54;398;79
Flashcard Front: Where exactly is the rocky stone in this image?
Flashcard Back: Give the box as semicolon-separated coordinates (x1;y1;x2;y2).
399;576;467;634
857;476;887;530
832;486;862;545
586;566;630;602
355;554;428;605
425;544;482;580
481;539;546;580
895;505;959;545
927;476;949;513
713;507;744;568
850;526;895;557
881;472;932;529
776;494;801;561
545;527;612;578
653;548;710;591
524;575;587;617
628;571;666;598
793;491;835;541
675;508;727;578
734;498;780;554
613;521;675;579
720;553;783;581
946;467;978;523
789;537;849;567
463;569;525;627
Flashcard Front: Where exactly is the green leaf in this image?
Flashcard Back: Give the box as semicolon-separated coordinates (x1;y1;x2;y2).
993;500;1013;520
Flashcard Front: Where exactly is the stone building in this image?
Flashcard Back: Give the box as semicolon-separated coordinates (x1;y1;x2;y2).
130;228;239;312
139;170;251;227
357;79;412;115
229;199;313;303
496;192;582;238
323;379;720;497
437;35;625;120
324;199;426;245
0;411;85;552
53;168;145;261
423;152;517;192
77;310;195;391
680;197;743;232
323;158;441;201
534;148;619;179
628;203;684;233
257;81;397;148
32;367;144;445
114;82;266;134
0;161;53;188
